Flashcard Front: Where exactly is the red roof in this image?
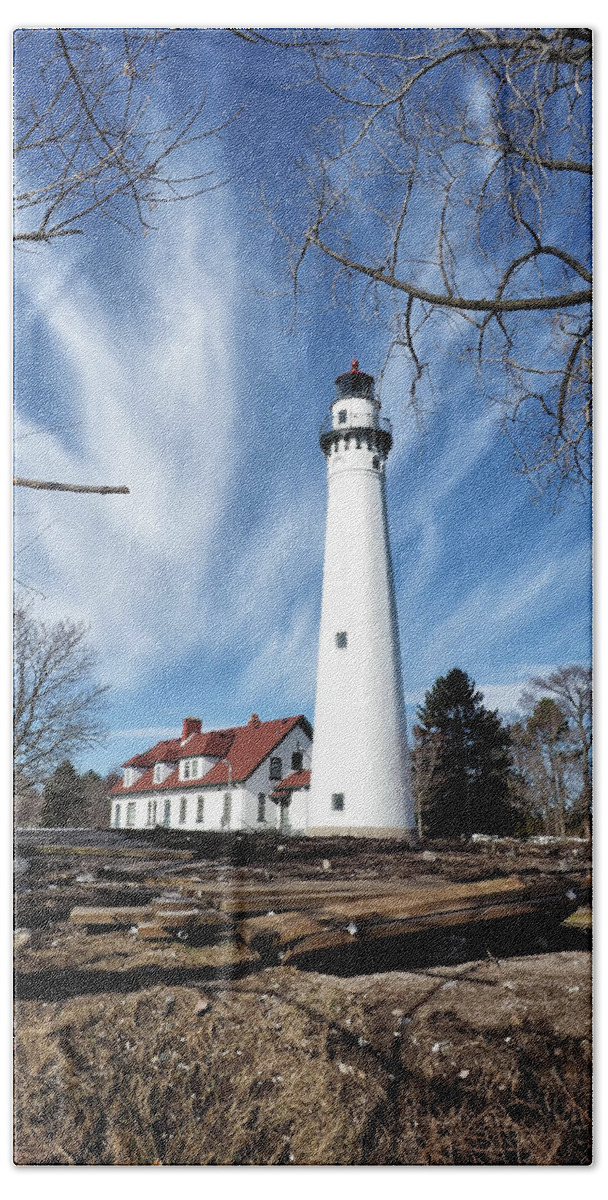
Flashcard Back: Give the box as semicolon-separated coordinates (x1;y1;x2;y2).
272;768;311;792
110;716;312;796
122;728;235;768
271;768;311;796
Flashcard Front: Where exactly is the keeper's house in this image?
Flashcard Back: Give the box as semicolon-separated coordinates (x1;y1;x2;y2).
109;714;312;834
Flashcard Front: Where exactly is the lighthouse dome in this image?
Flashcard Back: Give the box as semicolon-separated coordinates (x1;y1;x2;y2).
335;360;375;400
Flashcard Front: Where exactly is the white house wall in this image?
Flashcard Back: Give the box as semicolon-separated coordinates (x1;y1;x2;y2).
286;787;309;834
242;724;312;832
112;788;245;832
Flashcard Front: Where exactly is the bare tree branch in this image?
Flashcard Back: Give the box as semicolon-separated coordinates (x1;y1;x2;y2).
14;477;130;495
14;28;235;244
253;27;592;501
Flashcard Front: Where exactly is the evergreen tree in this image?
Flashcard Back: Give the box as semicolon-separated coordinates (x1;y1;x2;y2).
414;668;515;838
81;769;119;828
39;760;86;828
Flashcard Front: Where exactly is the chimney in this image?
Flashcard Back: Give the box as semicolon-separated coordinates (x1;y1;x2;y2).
248;713;261;727
182;717;202;742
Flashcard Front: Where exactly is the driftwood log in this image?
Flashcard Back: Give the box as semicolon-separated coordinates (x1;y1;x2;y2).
68;873;589;960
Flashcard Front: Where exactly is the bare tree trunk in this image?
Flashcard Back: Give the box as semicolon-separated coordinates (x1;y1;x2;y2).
548;748;566;837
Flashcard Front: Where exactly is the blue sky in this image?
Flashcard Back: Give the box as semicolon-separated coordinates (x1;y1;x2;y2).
13;28;592;776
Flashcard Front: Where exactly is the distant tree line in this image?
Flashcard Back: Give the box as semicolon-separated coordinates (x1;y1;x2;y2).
412;665;591;839
16;760;119;829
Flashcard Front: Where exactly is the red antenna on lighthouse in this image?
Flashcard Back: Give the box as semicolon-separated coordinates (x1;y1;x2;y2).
351;359;360;373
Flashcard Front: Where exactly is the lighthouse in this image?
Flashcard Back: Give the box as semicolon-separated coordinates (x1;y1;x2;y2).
307;362;415;838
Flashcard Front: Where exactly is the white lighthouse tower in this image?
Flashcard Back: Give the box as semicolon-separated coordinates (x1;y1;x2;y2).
308;361;415;838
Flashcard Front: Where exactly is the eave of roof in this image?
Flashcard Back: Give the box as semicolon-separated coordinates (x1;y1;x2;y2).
271;768;311;794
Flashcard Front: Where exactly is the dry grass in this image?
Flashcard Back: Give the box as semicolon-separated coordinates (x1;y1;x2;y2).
14;834;591;1164
14;954;591;1165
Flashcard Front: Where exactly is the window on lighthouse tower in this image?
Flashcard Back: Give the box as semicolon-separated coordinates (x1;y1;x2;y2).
338;409;347;424
336;631;347;648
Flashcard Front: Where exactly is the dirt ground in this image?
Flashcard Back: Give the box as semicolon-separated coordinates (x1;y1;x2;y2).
13;831;592;1165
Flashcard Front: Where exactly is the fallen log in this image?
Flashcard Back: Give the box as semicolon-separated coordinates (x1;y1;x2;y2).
313;874;580;921
233;875;586;963
32;845;193;860
70;904;232;932
143;876;386;910
71;905;155;926
156;871;588;918
68;873;588;964
281;897;571;963
134;922;173;941
238;911;328;951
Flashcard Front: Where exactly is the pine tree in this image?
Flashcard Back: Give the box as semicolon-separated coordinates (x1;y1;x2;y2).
414;668;515;838
39;760;86;828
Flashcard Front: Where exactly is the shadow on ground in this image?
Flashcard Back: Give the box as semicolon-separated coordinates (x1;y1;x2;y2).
15;913;590;1002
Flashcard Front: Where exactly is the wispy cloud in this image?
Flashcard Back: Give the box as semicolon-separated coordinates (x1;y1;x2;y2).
414;544;589;681
14;201;241;687
111;727;180;740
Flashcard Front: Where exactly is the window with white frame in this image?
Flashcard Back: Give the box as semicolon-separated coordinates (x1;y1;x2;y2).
179;796;187;824
126;801;136;827
147;800;154;825
114;803;121;828
153;764;163;784
196;796;204;823
182;759;191;780
257;793;266;823
269;757;282;781
291;750;303;772
191;757;199;778
331;793;345;811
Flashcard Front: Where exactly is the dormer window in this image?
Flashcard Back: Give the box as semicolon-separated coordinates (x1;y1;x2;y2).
153;764;163;784
123;767;133;787
181;757;200;781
